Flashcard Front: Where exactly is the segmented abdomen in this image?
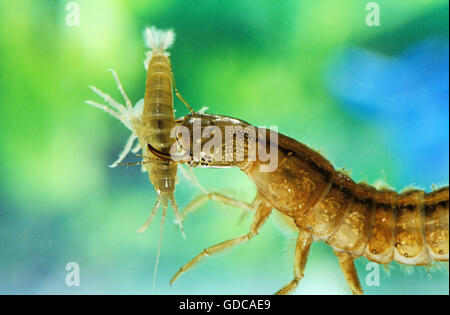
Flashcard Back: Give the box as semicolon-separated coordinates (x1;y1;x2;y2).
142;52;175;153
245;130;449;266
141;52;177;192
424;187;449;261
300;172;449;265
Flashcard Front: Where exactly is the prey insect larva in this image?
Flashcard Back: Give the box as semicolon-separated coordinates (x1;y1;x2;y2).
161;112;448;295
86;26;203;289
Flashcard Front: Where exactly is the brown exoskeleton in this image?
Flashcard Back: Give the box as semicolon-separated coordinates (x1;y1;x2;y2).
149;112;449;295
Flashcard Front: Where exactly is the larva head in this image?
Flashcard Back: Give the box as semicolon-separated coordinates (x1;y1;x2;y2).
171;113;256;169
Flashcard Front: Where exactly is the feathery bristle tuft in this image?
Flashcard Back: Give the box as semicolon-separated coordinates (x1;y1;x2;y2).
144;26;175;52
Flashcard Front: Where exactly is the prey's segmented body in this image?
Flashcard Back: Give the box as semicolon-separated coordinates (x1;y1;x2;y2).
138;28;183;236
87;26;193;287
167;113;449;295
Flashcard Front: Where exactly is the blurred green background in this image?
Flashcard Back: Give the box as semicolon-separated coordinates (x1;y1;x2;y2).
0;0;448;294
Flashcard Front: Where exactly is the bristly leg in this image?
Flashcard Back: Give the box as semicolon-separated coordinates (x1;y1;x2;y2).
86;69;144;165
135;193;185;290
108;68;133;110
275;230;312;295
87;85;127;114
137;193;185;237
170;197;271;285
85;99;123;121
180;192;258;224
169;194;186;239
109;134;137;168
178;164;208;194
132;142;142;154
334;249;364;295
138;197;161;234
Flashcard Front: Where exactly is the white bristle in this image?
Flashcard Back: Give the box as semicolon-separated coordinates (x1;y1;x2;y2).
143;26;175;52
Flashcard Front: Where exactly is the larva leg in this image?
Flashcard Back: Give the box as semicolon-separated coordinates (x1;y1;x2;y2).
275;230;312;295
118;159;159;166
333;249;364;295
178;165;208;193
88;86;126;114
170;199;272;285
109;134;137;168
129;141;145;172
181;192;259;223
137;197;161;234
85;100;122;120
186;165;208;193
108;68;133;110
169;194;186;239
131;142;141;154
